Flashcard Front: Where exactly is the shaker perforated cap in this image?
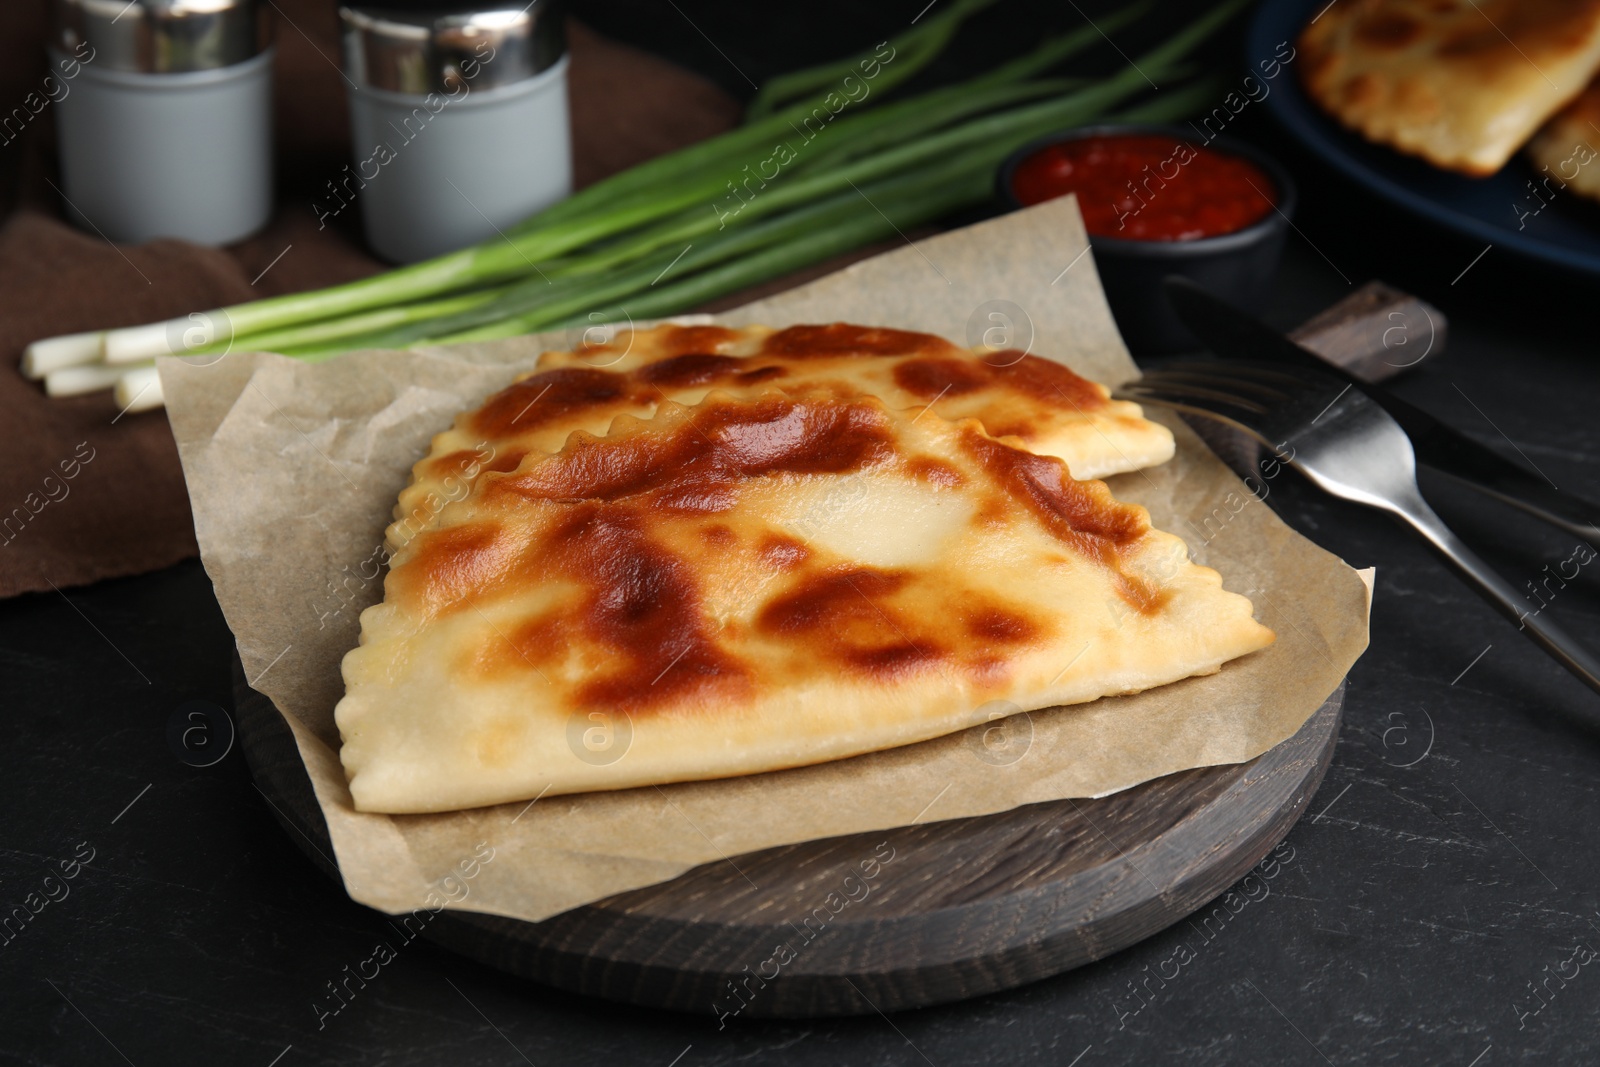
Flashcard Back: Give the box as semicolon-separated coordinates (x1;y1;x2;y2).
52;0;274;73
339;4;566;95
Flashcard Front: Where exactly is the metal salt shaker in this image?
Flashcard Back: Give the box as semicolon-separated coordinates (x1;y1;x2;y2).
336;4;571;264
50;0;275;246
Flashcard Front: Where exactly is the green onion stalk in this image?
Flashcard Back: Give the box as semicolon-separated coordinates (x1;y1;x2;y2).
33;0;1248;378
581;82;1222;330
740;0;1002;121
289;163;995;353
530;0;1005;219
279;75;1227;358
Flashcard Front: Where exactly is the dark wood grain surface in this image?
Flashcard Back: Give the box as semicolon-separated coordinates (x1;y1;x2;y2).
236;658;1343;1018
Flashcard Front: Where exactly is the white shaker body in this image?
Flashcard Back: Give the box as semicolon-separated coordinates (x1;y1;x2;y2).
51;47;275;246
345;55;571;264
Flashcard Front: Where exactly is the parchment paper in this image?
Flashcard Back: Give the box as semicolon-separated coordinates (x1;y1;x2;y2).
162;195;1371;922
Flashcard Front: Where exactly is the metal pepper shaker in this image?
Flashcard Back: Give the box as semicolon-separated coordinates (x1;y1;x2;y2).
336;4;572;264
49;0;276;246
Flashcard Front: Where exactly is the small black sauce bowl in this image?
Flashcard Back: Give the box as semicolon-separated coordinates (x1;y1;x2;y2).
996;124;1298;356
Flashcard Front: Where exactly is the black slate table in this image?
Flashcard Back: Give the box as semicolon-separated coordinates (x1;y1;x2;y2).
6;3;1600;1064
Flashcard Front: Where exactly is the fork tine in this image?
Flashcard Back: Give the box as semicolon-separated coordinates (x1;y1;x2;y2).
1135;368;1291;404
1143;331;1600;697
1119;357;1357;451
1116;381;1272;416
1143;360;1315;393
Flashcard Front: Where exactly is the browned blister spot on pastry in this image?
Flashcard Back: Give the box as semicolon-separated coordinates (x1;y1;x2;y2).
550;507;750;713
892;354;1109;439
471;367;637;438
762;323;960;359
960;429;1145;546
842;641;945;680
400;521;518;616
1438;26;1500;56
967;605;1041;644
454;500;750;712
701;523;737;548
499;610;574;672
1356;11;1424;48
757;567;946;679
905;456;964;488
652;324;745;356
429;449;484;479
758;535;810;570
893;356;988;398
993;355;1110;412
637;353;787;389
959;428;1166;614
488;397;888;505
1341;71;1384;109
758;567;906;635
478;449;525;475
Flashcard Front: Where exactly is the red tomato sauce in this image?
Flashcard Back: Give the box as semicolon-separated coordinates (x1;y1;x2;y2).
1009;134;1276;241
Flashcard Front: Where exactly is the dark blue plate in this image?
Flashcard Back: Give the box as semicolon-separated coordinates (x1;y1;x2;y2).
1247;0;1600;277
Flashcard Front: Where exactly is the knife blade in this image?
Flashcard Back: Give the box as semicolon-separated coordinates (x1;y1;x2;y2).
1163;276;1600;542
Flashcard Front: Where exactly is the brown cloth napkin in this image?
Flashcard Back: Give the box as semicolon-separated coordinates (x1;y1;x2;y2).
0;1;740;598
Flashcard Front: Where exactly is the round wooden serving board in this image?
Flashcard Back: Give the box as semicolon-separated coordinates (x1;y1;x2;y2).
235;662;1342;1018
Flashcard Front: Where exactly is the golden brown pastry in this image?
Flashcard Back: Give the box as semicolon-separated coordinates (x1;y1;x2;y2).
1527;77;1600;201
1299;0;1600;175
337;392;1272;813
394;322;1174;544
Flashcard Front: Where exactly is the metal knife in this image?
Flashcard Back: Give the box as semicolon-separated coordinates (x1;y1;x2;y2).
1163;276;1600;542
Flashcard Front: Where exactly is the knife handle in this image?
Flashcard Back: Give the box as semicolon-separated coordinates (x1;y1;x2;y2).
1289;281;1447;384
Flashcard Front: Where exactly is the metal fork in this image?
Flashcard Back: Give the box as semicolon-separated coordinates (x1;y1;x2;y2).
1115;359;1600;696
